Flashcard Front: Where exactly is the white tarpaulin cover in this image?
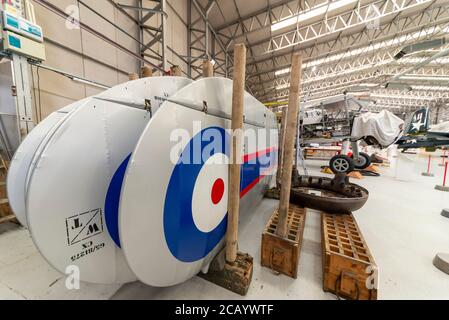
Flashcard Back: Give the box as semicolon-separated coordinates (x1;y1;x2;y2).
430;121;449;133
352;110;404;147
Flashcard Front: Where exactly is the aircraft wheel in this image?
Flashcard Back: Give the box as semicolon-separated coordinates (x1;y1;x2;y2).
352;152;371;170
329;155;355;174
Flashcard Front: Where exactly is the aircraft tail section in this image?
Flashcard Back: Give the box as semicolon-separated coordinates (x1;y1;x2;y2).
404;108;430;135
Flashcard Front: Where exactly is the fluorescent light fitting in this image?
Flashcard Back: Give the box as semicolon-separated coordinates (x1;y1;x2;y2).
398;57;449;65
271;0;358;32
371;93;434;100
271;16;299;32
275;68;290;76
399;75;449;81
276;84;289;90
411;85;449;91
358;83;378;87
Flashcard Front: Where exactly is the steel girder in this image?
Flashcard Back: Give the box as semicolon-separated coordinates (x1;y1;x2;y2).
187;0;232;80
238;1;449;102
256;64;449;101
247;0;436;54
190;0;449;110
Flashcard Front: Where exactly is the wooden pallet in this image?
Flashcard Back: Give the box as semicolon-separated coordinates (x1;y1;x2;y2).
321;213;378;300
261;205;306;278
0;214;15;224
0;157;16;225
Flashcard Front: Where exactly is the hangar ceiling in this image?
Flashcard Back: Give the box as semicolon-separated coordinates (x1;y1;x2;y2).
192;0;449;113
126;0;449;114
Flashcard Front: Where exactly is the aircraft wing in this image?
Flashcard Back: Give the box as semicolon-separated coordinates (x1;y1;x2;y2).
397;135;449;149
428;131;449;139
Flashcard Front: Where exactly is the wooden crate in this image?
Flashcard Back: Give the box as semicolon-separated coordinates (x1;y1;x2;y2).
0;199;13;217
0;194;15;225
0;214;15;224
321;213;378;300
0;160;16;224
0;181;6;199
261;205;306;278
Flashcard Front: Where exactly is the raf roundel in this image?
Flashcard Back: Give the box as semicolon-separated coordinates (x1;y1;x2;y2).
118;77;278;287
164;127;230;263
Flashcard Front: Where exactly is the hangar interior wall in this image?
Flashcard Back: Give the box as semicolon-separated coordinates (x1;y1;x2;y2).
6;1;447;126
28;0;188;121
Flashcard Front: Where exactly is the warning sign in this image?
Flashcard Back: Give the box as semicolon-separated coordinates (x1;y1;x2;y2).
65;209;104;246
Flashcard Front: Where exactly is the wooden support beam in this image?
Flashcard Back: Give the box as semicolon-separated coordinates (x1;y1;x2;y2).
129;73;139;80
225;43;246;263
277;107;287;186
201;43;253;296
202;60;214;78
141;66;153;78
277;53;302;238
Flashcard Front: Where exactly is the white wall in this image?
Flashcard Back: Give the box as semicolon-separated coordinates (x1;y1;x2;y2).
29;0;189;119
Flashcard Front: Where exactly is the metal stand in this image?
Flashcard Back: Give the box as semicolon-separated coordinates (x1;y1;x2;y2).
11;54;35;141
435;185;449;192
435;161;448;191
433;253;449;275
0;54;36;160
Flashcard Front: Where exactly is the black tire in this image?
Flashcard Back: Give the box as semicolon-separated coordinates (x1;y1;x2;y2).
329;154;355;174
352;152;371;170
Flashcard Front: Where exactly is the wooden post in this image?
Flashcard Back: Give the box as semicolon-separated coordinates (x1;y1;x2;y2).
225;44;246;263
203;60;214;78
276;54;302;238
170;65;182;76
199;44;253;295
277;107;287;186
141;66;153;78
129;73;139;80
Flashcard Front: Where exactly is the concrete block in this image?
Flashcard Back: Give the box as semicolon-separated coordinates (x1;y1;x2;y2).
433;253;449;275
435;185;449;192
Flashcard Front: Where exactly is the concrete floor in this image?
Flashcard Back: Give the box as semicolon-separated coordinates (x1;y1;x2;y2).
1;150;448;299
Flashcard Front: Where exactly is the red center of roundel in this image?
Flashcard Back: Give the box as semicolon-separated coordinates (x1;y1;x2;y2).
211;178;225;205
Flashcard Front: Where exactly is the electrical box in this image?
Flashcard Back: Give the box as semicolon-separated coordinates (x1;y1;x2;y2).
1;30;45;60
1;10;43;42
0;3;45;61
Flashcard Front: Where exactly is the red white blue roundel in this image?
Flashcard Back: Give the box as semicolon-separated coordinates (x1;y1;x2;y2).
164;127;229;262
163;126;277;262
118;77;278;287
